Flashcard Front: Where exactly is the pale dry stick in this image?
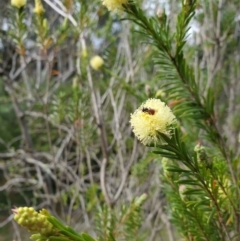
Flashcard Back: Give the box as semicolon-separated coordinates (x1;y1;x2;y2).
203;0;228;94
12;218;22;241
35;55;42;89
204;38;226;94
35;164;44;188
33;152;55;162
215;0;223;41
43;50;58;152
67;185;81;225
223;76;240;234
149;194;175;241
100;47;125;105
0;214;14;228
161;210;175;241
200;0;214;92
20;55;33;100
9;52;18;78
5;83;34;150
63;164;88;191
52;0;68;12
33;182;83;200
103;36;136;203
0;178;38;192
149;225;164;241
76;33;85;76
109;89;125;174
9;54;32;80
24;111;71;134
43;0;77;27
100;157;112;203
25;157;56;181
122;22;134;80
0;153;15;158
25;157;63;205
113;138;138;203
35;200;53;210
148;205;167;241
78;194;92;231
106;81;139;202
86;65;112;206
85;149;94;184
233;61;240;156
54;126;75;162
222;57;240;150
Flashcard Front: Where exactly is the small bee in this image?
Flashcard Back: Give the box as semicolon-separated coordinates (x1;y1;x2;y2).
142;107;156;115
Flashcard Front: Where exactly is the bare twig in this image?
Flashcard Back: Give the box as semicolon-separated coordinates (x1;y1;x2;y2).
43;0;77;27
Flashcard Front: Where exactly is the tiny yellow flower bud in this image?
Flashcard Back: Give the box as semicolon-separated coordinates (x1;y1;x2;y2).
145;85;151;97
157;8;164;18
33;0;45;15
155;89;166;99
179;184;188;201
81;48;88;58
11;0;26;8
42;19;48;29
134;194;147;206
72;77;78;88
90;55;104;71
101;0;128;12
161;157;172;178
194;143;207;162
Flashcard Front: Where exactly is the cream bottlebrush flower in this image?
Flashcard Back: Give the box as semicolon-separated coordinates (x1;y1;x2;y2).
11;0;26;8
90;55;104;70
101;0;128;12
33;0;45;15
12;207;56;236
130;98;176;145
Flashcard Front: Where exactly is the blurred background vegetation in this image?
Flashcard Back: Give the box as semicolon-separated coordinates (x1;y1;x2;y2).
0;0;240;240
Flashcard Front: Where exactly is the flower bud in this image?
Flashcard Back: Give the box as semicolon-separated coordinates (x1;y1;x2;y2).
194;143;211;168
34;0;45;15
101;0;128;12
90;55;104;71
161;157;172;178
134;193;147;206
155;89;166;100
11;0;26;8
179;184;188;202
81;48;88;58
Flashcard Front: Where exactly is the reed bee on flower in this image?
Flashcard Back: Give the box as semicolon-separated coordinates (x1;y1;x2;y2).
141;107;156;115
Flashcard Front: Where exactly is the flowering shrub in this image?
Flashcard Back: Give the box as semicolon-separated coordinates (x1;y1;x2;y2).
1;0;239;241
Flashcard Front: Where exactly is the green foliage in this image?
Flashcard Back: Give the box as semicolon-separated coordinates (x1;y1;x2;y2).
122;1;240;240
155;128;236;240
95;195;146;241
0;80;21;151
